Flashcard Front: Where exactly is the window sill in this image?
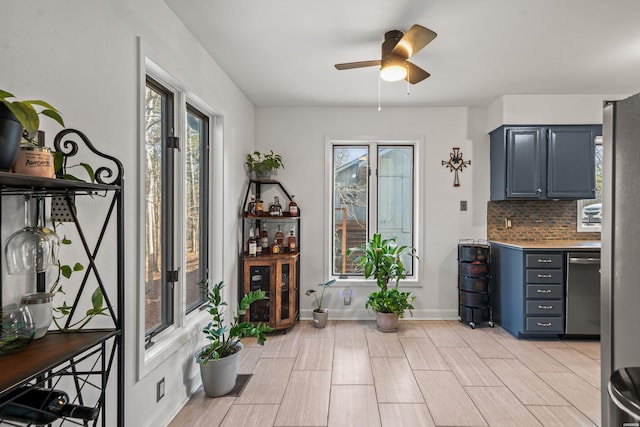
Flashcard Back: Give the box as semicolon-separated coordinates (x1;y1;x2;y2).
137;308;209;380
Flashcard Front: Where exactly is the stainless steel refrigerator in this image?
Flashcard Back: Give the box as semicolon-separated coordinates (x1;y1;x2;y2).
601;92;640;424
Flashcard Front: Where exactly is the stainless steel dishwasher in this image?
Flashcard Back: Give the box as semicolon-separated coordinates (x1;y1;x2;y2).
565;252;601;336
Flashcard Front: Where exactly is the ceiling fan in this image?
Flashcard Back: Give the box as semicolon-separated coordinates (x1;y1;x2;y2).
335;25;437;84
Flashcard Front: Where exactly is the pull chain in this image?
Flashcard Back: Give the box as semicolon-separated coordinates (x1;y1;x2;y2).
378;77;382;111
406;65;411;96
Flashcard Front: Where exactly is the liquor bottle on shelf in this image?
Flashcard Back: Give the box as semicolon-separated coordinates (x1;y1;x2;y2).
255;198;264;216
255;227;262;255
288;227;297;253
0;386;99;424
271;238;281;254
247;227;257;257
247;194;256;216
288;195;298;216
269;196;283;216
274;225;285;248
260;228;269;252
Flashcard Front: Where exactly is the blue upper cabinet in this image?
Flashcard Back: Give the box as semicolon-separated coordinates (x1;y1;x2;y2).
490;125;600;201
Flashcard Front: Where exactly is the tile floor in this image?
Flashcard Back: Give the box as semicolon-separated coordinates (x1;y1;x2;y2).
169;320;601;427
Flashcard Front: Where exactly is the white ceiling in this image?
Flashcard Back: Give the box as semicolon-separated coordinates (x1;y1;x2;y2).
164;0;640;108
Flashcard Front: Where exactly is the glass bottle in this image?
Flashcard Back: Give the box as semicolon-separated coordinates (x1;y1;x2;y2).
255;227;262;255
274;224;285;249
0;386;99;424
247;227;257;257
260;227;269;251
247;194;256;216
287;227;297;253
255;198;264;216
288;195;298;216
269;196;282;216
271;237;281;254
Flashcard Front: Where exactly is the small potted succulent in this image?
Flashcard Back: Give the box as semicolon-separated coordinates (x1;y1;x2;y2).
347;233;418;332
0;89;64;172
245;149;284;179
305;279;336;328
196;280;273;397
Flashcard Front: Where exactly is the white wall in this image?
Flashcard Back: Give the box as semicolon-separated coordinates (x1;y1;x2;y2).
486;94;629;131
255;106;490;320
1;1;254;426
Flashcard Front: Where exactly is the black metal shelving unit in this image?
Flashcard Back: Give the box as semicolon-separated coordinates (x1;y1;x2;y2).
0;129;124;426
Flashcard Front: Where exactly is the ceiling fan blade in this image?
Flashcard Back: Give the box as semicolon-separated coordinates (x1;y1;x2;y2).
405;61;430;84
335;60;381;70
392;24;437;59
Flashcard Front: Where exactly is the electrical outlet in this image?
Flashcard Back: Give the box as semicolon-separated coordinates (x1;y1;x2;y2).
460;200;467;211
157;378;165;402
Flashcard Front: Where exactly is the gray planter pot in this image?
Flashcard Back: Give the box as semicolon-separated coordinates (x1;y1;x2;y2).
312;309;329;328
375;312;399;332
197;342;243;397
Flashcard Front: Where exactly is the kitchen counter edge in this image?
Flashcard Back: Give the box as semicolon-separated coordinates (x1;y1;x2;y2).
489;240;601;250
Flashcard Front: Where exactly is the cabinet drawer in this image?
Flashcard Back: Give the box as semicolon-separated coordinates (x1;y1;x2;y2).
526;316;564;333
526;269;563;284
526;300;563;315
526;254;563;268
526;284;563;299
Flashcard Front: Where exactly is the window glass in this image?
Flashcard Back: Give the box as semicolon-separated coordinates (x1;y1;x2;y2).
332;143;415;277
144;78;172;333
185;105;209;312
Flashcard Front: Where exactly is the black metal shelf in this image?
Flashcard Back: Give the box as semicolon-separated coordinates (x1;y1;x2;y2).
0;129;124;426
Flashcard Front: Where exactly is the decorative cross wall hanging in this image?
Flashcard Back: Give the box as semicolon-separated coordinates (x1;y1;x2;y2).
442;147;471;187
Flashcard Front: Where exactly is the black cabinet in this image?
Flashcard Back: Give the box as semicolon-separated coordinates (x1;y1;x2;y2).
490;125;600;200
0;129;124;426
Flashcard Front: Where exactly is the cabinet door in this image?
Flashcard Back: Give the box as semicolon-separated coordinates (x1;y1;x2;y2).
547;126;597;199
244;262;272;323
506;128;545;199
275;259;297;329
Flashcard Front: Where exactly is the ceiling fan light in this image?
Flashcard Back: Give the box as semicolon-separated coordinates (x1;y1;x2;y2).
380;64;407;81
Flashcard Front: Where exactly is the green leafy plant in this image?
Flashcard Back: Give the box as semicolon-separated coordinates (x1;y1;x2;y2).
197;281;273;364
305;279;336;312
0;89;64;142
52;151;95;182
49;232;108;331
245;150;284;176
347;233;418;317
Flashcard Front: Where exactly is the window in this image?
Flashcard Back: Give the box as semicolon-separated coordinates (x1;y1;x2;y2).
577;136;603;232
185;105;209;313
331;143;415;277
144;76;210;341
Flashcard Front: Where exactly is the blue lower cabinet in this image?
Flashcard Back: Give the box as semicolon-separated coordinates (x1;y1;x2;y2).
491;243;565;338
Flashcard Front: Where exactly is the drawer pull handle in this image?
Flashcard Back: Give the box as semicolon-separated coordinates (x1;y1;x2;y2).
537;289;552;293
538;305;553;310
537;322;552;327
538;259;552;263
537;274;552;278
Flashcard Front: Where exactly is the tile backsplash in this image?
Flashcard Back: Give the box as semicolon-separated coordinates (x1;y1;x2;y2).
487;200;600;241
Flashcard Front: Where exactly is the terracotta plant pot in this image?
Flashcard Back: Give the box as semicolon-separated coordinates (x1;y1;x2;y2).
312;308;328;328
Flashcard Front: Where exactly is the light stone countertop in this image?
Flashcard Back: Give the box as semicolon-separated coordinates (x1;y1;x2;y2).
489;240;601;250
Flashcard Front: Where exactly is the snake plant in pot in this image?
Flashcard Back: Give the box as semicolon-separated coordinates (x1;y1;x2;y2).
196;280;273;397
347;233;418;332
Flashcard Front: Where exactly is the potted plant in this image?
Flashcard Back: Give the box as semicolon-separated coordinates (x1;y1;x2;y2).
196;280;273;397
245;149;284;179
305;279;336;328
347;233;417;332
0;89;64;171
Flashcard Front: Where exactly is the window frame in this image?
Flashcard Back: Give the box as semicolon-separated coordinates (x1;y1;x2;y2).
577;136;603;233
326;137;421;284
